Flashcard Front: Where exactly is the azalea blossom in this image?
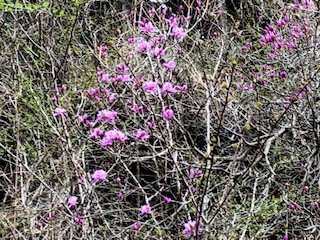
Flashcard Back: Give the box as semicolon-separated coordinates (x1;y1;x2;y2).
96;110;117;123
132;221;142;231
245;83;254;92
115;177;121;184
100;73;112;82
171;26;186;41
67;196;78;208
90;128;104;139
75;216;85;224
189;168;203;180
96;69;105;76
183;220;202;238
162;109;174;121
139;204;152;216
162;82;177;94
142;81;157;93
147;121;156;129
35;220;43;228
175;84;188;92
152;46;165;57
131;105;144;112
87;87;100;97
137;40;152;53
54;107;67;117
165;15;180;28
116;74;130;82
280;70;287;78
134;129;149;141
163;196;172;203
117;192;124;200
92;169;108;183
162;60;176;71
183;220;196;238
140;21;156;34
108;93;116;102
116;63;129;73
101;129;127;146
77;114;88;123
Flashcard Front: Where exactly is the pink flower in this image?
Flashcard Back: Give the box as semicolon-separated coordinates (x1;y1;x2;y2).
75;216;85;224
149;7;156;15
116;63;129;73
100;73;112;82
54;107;67;117
132;221;142;231
189;168;203;180
108;93;116;102
245;83;254;92
270;72;276;78
35;220;43;228
290;202;297;211
268;53;276;60
163;196;172;203
295;92;303;100
97;110;117;123
102;88;110;95
147;121;156;129
216;9;223;15
127;37;136;44
90;128;104;139
161;6;167;15
162;109;174;121
101;134;113;146
116;74;130;82
96;45;108;60
152;46;165;57
302;0;313;9
96;69;105;76
142;81;157;93
162;60;176;71
139;204;152;216
140;21;156;34
79;177;86;184
280;70;287;78
115;177;121;184
46;211;55;222
77;114;88;123
87;87;100;97
134;129;149;141
85;120;95;127
67;196;78;208
162;82;177;94
51;95;57;103
117;192;124;200
176;84;188;92
101;130;127;146
131;105;144;112
137;40;152;53
171;26;186;41
183;220;198;238
165;15;180;28
92;169;108;183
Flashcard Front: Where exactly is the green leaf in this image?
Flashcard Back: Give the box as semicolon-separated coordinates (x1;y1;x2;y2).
59;10;64;17
42;1;49;9
26;5;34;12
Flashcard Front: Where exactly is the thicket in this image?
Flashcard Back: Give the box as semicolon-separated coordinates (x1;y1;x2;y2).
0;0;319;239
